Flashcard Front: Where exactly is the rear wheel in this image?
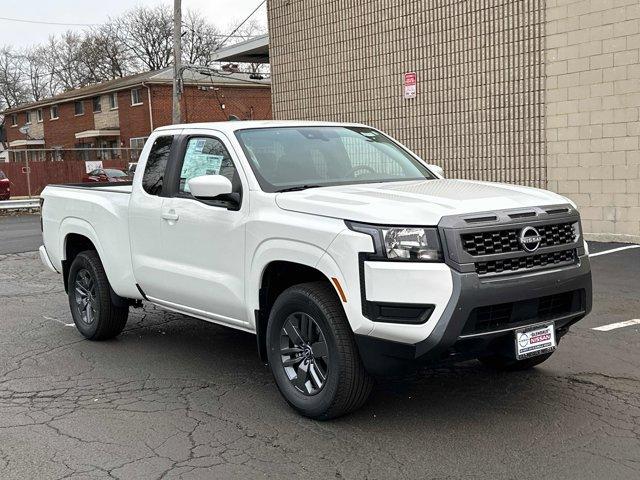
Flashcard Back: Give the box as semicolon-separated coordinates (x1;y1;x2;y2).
68;250;128;340
266;282;373;420
479;352;554;371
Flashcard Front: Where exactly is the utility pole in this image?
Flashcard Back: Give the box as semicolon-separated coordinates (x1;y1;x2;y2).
172;0;182;124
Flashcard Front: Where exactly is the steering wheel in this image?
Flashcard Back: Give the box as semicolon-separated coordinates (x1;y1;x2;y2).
349;165;377;177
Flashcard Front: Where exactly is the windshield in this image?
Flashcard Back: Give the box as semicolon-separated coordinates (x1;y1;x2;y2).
105;169;127;177
0;170;6;180
235;126;436;192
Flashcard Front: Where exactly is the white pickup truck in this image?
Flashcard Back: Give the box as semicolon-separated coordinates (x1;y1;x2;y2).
40;121;592;419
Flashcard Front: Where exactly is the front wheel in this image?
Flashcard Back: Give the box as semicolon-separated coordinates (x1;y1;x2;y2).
266;282;373;420
68;250;128;340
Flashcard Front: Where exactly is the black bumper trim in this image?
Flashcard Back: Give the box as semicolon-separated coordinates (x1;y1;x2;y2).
354;257;592;376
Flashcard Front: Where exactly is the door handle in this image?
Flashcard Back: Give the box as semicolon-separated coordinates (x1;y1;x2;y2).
161;210;179;222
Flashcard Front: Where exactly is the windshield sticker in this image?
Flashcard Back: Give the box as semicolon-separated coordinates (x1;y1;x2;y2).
194;139;206;153
182;154;224;181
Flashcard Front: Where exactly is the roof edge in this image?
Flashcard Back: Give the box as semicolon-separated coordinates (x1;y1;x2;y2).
2;69;270;115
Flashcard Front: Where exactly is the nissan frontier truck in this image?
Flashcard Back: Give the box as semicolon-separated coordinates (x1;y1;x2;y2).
39;121;592;419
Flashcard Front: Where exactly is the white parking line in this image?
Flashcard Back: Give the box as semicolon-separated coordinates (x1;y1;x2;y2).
589;245;640;258
592;319;640;332
43;315;75;327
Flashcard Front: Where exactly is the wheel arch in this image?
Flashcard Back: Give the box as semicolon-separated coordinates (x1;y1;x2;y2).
254;260;339;364
60;223;130;308
60;219;103;293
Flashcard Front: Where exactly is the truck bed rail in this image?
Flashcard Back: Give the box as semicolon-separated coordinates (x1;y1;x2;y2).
47;182;133;194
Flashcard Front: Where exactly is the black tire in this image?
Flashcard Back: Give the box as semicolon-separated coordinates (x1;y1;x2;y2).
479;352;554;371
68;250;128;340
266;281;373;420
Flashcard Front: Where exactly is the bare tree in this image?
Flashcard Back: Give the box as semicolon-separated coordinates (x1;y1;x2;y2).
81;24;134;81
22;47;49;101
0;47;29;109
41;32;93;91
182;10;222;67
115;5;173;71
0;4;239;111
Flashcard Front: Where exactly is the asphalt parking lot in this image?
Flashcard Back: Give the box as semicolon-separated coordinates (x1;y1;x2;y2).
0;213;42;255
0;215;639;479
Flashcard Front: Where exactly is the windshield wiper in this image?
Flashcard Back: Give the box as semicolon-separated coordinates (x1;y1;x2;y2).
276;185;324;193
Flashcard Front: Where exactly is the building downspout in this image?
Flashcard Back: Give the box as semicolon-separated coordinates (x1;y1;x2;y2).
142;82;154;132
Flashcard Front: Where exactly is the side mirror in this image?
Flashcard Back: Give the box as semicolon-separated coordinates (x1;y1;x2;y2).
187;175;233;199
427;164;445;178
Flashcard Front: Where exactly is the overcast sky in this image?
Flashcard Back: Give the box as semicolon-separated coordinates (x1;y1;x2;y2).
0;0;268;48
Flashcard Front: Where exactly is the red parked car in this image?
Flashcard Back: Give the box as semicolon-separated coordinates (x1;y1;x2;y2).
0;170;10;200
82;168;131;183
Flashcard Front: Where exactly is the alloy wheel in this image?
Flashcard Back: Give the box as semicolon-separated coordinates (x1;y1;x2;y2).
279;312;329;396
74;268;97;325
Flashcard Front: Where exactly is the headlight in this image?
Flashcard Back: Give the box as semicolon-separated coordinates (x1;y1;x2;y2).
346;222;443;261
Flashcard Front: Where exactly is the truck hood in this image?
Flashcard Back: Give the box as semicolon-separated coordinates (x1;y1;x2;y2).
275;179;570;225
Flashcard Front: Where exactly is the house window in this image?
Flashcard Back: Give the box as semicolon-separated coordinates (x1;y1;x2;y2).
10;114;17;126
131;88;142;106
25;111;32;124
36;109;43;122
50;105;59;119
92;96;102;113
109;92;118;109
74;100;84;115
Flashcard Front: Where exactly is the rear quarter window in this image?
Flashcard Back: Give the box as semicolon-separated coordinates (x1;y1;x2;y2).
142;136;173;195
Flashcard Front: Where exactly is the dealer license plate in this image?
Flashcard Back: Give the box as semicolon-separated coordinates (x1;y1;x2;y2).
515;323;556;360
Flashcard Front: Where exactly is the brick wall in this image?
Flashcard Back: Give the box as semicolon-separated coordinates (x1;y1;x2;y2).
5;83;272;152
5;109;46;146
5;119;20;145
44;100;95;148
117;89;151;149
546;0;640;242
149;84;272;129
268;0;546;187
183;85;272;123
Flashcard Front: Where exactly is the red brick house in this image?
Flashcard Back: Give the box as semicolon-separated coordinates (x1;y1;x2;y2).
3;68;271;161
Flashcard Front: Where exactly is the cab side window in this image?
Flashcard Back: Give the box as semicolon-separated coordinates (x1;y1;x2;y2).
142;136;173;195
178;137;241;200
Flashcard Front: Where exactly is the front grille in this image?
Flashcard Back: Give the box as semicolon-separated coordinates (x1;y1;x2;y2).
462;290;581;335
475;249;577;275
461;222;576;256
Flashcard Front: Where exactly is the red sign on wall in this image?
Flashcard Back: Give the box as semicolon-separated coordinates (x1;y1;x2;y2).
403;72;417;99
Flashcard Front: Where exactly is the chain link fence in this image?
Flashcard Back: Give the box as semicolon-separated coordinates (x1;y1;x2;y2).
6;147;143;163
1;148;143;198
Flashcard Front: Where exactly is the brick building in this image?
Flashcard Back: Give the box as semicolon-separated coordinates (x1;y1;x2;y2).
219;1;640;243
3;68;271;160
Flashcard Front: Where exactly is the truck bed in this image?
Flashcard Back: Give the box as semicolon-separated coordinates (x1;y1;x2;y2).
40;182;139;299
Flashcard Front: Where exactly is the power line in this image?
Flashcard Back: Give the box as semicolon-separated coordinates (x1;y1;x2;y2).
0;16;264;38
180;26;263;40
0;16;98;27
216;0;266;50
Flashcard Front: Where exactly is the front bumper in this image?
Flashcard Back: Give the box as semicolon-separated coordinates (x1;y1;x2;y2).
355;257;592;375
